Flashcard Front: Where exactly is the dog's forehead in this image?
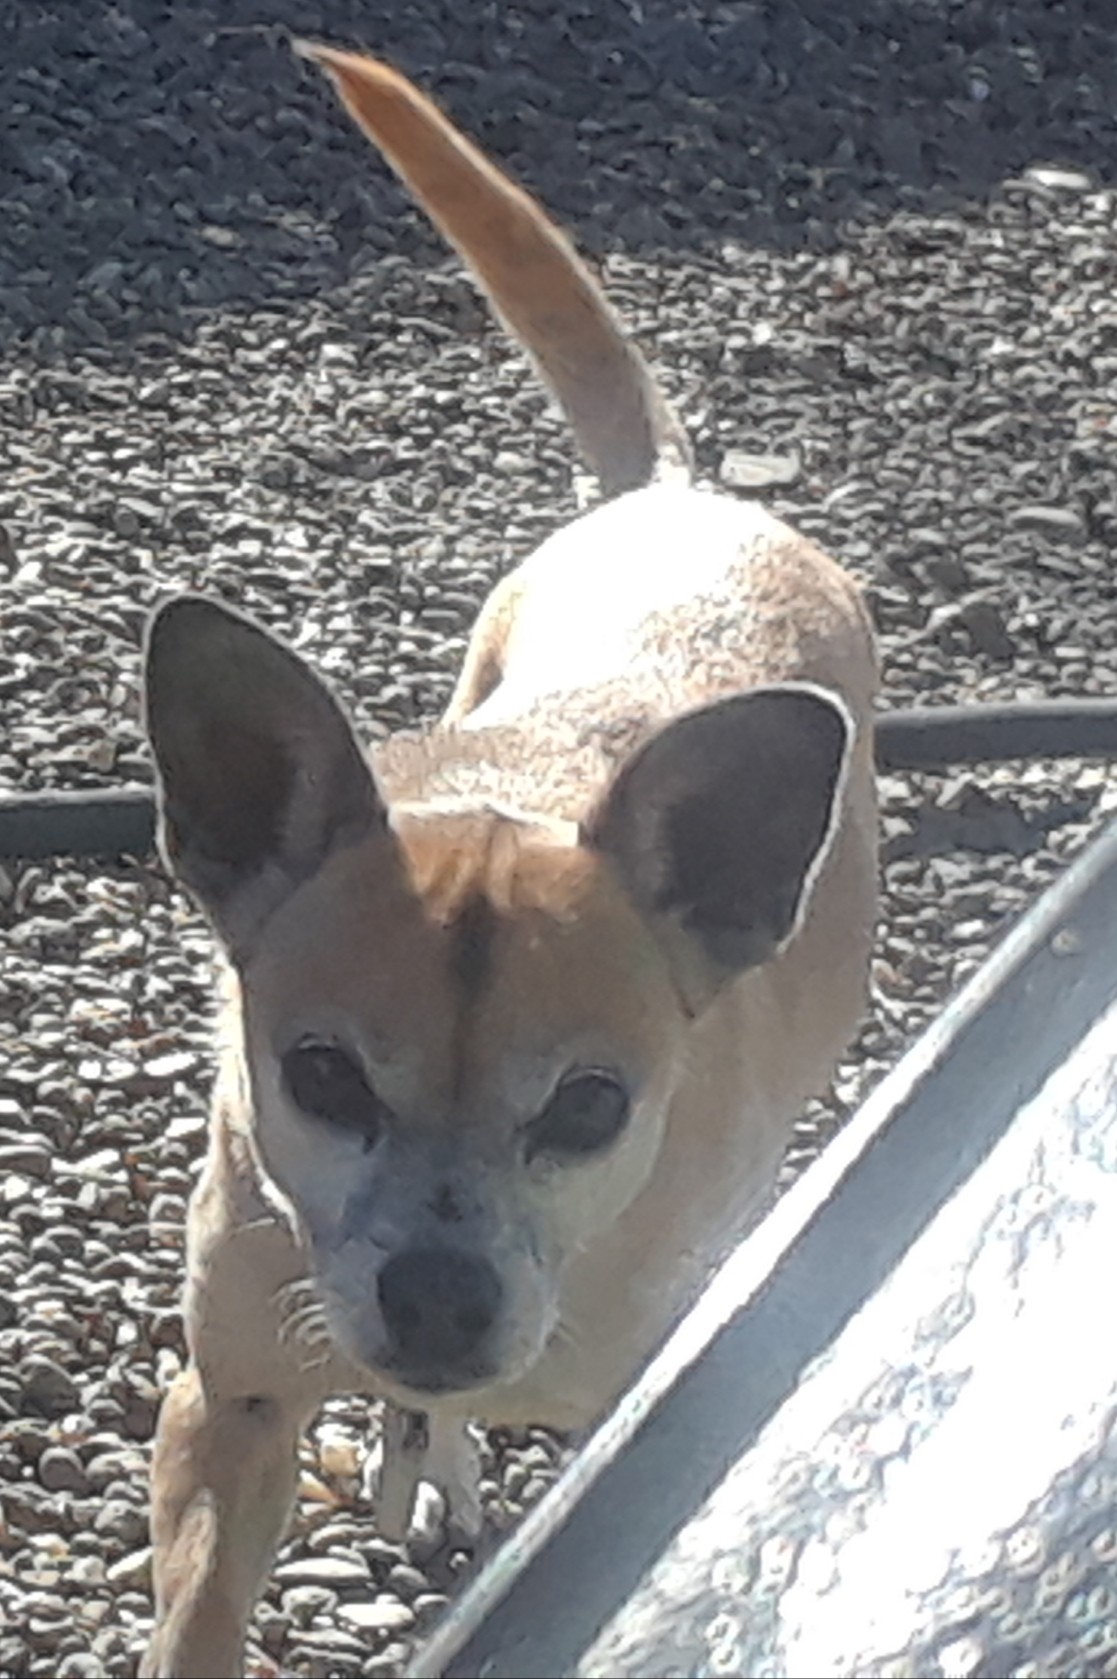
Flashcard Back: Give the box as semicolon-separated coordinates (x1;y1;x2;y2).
392;804;591;921
244;806;593;1024
242;804;673;1086
392;808;682;1082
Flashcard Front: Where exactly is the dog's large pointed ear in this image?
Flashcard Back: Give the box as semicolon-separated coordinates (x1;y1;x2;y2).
144;597;386;952
582;685;853;1010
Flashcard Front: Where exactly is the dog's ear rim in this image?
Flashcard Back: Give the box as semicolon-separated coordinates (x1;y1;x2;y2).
143;593;387;953
580;682;855;1008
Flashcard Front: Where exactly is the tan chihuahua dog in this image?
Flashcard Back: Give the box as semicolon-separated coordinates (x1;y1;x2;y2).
140;42;878;1678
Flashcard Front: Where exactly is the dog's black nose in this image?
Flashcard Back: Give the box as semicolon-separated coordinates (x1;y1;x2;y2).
378;1247;502;1387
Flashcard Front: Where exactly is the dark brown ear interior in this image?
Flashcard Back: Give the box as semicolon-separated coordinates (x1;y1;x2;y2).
583;685;852;988
144;596;384;947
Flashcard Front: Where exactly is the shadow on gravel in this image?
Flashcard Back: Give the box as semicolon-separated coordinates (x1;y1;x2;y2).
2;0;1116;353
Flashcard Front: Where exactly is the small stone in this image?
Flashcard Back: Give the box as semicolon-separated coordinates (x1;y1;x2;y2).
93;1498;148;1546
194;220;240;249
2;1172;36;1206
355;1535;407;1566
21;1359;80;1419
317;1433;361;1479
412;1590;451;1626
922;553;971;595
84;1449;146;1492
955;600;1016;662
407;1480;448;1561
142;1051;198;1082
85;737;118;773
254;1603;290;1652
69;1148;122;1178
337;1597;416;1634
90;1627;130;1665
281;1585;339;1621
58;1653;103;1677
148;1192;186;1228
258;457;293;490
86;258;126;292
25;1612;71;1652
68;1555;106;1586
111;505;141;538
297;1468;338;1505
0;1141;51;1177
38;1446;89;1494
1009;504;1085;541
120;1377;160;1440
106;1546;152;1588
274;1556;371;1588
386;1562;429;1600
1023;165;1095;193
720;448;801;491
503;1461;529;1500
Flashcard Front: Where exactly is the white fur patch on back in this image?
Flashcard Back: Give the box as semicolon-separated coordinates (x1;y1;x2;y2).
463;484;780;727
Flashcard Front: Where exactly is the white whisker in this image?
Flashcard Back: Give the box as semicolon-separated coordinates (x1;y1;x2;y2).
272;1276;319;1314
279;1302;328;1345
296;1341;333;1373
550;1318;581;1356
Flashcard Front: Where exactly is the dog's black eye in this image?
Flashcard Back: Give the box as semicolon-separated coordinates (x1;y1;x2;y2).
525;1070;631;1164
281;1040;387;1145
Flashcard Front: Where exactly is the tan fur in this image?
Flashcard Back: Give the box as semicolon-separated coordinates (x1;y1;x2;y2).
291;42;690;495
141;45;878;1679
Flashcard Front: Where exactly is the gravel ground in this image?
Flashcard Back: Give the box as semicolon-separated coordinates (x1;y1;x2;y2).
2;1;1117;1674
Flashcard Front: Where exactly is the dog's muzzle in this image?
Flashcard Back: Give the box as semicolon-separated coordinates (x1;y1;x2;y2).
377;1245;503;1393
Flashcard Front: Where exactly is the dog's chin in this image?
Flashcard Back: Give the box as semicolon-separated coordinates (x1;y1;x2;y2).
325;1317;501;1400
336;1327;545;1405
379;1359;499;1399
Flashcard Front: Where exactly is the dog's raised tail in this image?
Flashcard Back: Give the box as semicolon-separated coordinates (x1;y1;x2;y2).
294;41;691;496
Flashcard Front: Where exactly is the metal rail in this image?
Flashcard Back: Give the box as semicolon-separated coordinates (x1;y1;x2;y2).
5;698;1117;860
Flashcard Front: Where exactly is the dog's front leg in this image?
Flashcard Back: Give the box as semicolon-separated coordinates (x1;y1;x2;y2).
142;1363;309;1679
424;1412;485;1542
365;1406;485;1545
369;1402;429;1541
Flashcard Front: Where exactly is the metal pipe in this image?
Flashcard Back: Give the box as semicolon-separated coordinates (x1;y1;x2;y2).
4;699;1117;860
